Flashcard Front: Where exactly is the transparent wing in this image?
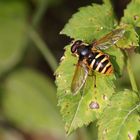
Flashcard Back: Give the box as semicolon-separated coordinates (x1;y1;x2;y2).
71;61;88;95
92;28;125;50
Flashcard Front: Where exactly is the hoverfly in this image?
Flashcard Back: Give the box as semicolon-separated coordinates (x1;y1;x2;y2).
71;28;125;95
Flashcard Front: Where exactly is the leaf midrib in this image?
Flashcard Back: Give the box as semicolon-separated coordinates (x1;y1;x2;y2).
67;96;84;135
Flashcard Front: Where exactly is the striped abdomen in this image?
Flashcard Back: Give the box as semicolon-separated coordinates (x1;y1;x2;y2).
87;51;113;75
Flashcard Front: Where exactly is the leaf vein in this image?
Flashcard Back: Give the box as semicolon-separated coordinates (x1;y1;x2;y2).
67;96;84;134
115;102;140;140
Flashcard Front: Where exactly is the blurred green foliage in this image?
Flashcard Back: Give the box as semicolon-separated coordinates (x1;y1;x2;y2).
0;0;27;75
0;0;68;140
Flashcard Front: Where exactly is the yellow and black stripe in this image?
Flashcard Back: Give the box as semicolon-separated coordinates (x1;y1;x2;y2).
87;51;113;75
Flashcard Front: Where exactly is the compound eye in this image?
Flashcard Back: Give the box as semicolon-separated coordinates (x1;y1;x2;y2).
71;40;83;53
71;43;77;53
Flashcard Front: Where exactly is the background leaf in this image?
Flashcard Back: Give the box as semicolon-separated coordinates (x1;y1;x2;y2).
98;90;140;140
2;68;64;137
0;1;27;76
0;1;27;74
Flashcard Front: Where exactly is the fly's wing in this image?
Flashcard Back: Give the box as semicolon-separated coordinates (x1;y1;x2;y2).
71;61;88;95
92;28;125;50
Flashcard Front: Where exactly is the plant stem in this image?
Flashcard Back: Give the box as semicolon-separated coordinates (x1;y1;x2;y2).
29;1;58;72
29;29;58;72
32;1;49;28
125;51;139;94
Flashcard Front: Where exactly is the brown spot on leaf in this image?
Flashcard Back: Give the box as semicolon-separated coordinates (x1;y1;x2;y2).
65;104;69;108
134;15;139;20
64;90;68;94
107;10;112;16
89;101;99;109
89;18;93;22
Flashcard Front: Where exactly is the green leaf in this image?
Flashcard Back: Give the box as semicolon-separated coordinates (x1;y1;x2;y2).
60;2;117;43
55;44;125;135
3;68;64;136
56;1;126;135
121;0;140;27
0;1;27;75
98;90;140;140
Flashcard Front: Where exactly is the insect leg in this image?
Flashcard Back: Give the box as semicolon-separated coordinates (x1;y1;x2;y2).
89;70;96;88
93;74;96;88
88;68;96;88
115;44;119;48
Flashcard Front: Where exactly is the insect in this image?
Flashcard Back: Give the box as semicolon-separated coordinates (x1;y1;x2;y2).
71;28;125;95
